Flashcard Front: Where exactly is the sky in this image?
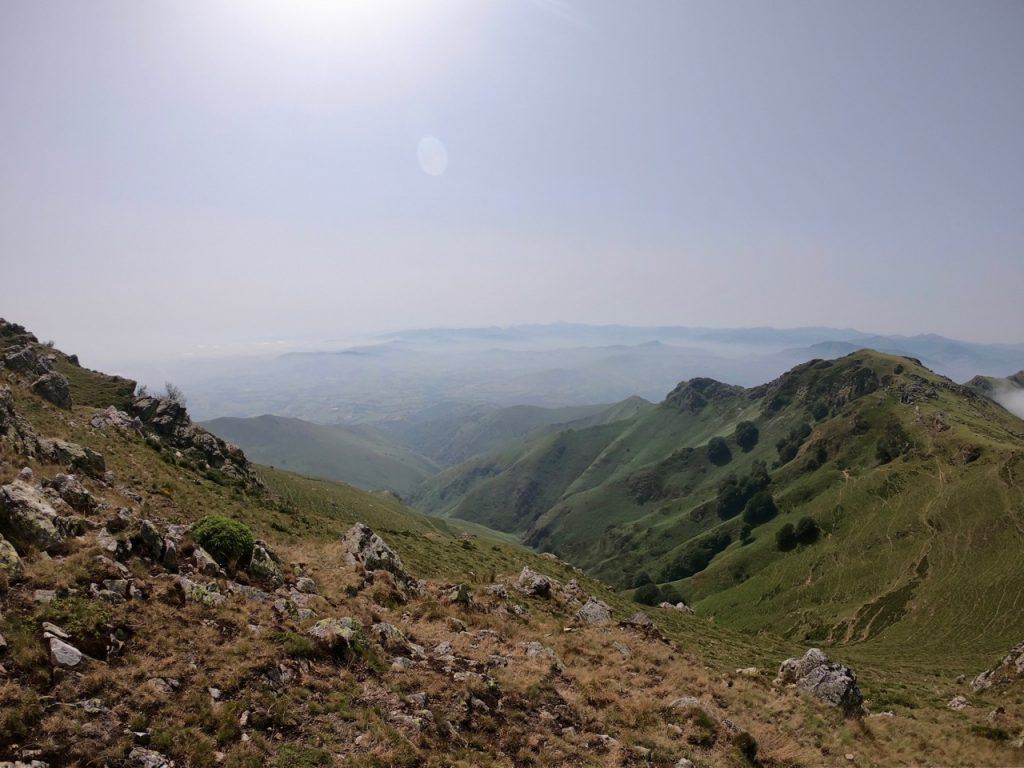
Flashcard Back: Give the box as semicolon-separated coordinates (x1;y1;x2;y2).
1;0;1022;369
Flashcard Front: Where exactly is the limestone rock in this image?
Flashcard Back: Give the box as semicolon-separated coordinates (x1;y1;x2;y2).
127;748;175;768
48;636;84;667
775;648;863;714
516;566;554;598
575;597;612;626
307;617;363;656
341;523;418;593
45;474;95;512
31;372;72;409
173;576;225;607
0;480;64;551
247;540;283;585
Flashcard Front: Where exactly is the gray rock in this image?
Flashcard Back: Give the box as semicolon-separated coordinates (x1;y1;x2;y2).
48;636;84;667
89;406;138;431
46;474;95;512
971;640;1024;692
371;622;422;656
31;372;72;409
307;617;362;655
127;748;175;768
294;576;317;594
0;480;64;551
191;546;222;577
948;695;969;711
575;597;612;626
247;540;283;585
335;528;415;593
775;648;863;715
173;576;225;606
517;566;554;597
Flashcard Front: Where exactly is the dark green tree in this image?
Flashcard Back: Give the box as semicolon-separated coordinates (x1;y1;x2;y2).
776;522;797;551
742;491;778;526
633;582;661;606
734;421;759;452
706;436;732;466
795;516;821;544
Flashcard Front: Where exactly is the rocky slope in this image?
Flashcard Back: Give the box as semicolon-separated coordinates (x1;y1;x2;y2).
3;320;1024;766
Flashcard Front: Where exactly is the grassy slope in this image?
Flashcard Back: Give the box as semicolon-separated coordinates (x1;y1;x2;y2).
423;351;1024;663
202;415;439;497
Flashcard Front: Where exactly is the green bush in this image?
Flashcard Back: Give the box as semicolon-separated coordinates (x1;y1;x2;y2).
716;462;770;520
776;422;812;464
634;582;661;606
734;420;760;452
876;420;912;464
795;516;821;544
192;515;255;567
706;436;732;466
733;730;759;763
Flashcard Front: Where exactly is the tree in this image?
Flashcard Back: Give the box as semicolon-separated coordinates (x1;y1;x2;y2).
658;584;684;605
776;422;812;464
795;516;821;544
776;523;797;551
633;582;661;606
734;421;759;452
742;491;778;526
706;436;732;466
632;571;653;588
164;381;187;405
740;523;753;545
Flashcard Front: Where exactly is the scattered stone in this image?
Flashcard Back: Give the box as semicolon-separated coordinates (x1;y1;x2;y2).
775;648;863;715
89;406;139;431
735;667;760;677
674;759;695;768
32;589;57;604
659;601;694;614
971;640;1024;692
294;576;317;594
191;546;222;577
671;696;702;709
127;747;175;768
947;695;969;711
17;466;33;482
612;641;632;658
575;597;612;626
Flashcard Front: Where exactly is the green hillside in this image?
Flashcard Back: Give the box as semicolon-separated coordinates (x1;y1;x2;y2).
372;397;651;467
203;414;439;497
426;351;1024;659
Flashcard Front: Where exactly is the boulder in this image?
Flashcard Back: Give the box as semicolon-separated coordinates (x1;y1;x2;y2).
0;534;23;582
294;576;317;594
341;523;418;592
575;597;612;626
89;406;138;431
775;648;863;715
517;566;553;598
48;636;84;667
173;576;225;607
307;617;363;656
0;480;64;551
31;372;72;409
3;344;50;376
371;622;424;657
947;695;969;711
45;474;95;512
40;439;106;477
247;540;283;585
191;546;222;577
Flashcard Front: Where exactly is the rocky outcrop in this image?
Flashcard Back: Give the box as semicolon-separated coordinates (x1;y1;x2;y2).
341;523;418;593
248;540;284;585
971;640;1024;692
39;438;106;477
130;396;262;489
517;566;554;598
89;406;139;431
31;372;72;409
0;480;65;551
775;648;863;715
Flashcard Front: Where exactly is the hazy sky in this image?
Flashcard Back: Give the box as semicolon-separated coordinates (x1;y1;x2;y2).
2;0;1022;367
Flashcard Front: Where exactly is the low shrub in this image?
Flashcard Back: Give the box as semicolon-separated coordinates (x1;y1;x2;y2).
192;515;255;568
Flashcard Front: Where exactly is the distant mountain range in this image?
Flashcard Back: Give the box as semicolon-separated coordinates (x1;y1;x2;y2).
166;324;1024;424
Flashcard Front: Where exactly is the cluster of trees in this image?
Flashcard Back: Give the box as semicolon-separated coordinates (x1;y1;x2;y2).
632;574;686;606
662;529;732;581
776;516;821;551
776;422;812;464
716;461;770;520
